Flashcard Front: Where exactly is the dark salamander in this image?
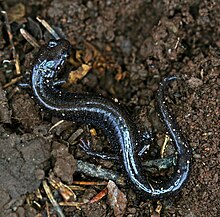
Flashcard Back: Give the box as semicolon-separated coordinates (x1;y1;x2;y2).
30;39;192;199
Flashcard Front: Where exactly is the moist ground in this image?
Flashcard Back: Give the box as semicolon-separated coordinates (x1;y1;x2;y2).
0;1;219;216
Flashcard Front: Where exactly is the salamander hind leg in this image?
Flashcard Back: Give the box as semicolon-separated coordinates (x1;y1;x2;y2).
137;130;155;157
79;137;118;161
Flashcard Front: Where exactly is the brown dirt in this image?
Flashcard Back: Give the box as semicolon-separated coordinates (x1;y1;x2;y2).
0;0;219;216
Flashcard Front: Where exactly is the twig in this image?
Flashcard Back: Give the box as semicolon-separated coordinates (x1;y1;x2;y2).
36;16;60;40
76;156;176;184
76;160;125;185
142;156;176;171
1;11;21;75
43;180;65;217
3;76;23;89
20;28;40;48
160;134;170;158
72;181;108;186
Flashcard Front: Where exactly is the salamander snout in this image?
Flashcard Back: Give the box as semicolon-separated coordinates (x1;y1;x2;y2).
32;39;71;79
47;39;71;58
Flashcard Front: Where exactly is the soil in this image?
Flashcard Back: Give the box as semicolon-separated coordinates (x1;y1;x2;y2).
0;0;219;217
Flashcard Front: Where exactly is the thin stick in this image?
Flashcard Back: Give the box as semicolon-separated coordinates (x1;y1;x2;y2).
43;180;65;217
20;28;40;48
36;16;60;40
1;11;21;75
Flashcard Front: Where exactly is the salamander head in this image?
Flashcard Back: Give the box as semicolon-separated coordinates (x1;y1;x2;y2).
32;39;71;78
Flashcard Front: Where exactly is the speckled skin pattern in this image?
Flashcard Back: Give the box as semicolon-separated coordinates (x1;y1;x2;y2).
30;39;192;199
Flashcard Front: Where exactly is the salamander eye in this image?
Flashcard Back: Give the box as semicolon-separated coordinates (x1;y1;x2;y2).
48;40;58;48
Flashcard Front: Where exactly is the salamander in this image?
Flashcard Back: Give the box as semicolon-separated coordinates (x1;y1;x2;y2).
29;39;192;199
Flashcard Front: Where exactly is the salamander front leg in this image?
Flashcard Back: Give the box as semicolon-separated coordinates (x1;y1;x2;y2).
18;72;32;89
52;78;66;87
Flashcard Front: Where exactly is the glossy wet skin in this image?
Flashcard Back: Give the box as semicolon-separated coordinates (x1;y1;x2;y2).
30;39;192;199
33;40;70;77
